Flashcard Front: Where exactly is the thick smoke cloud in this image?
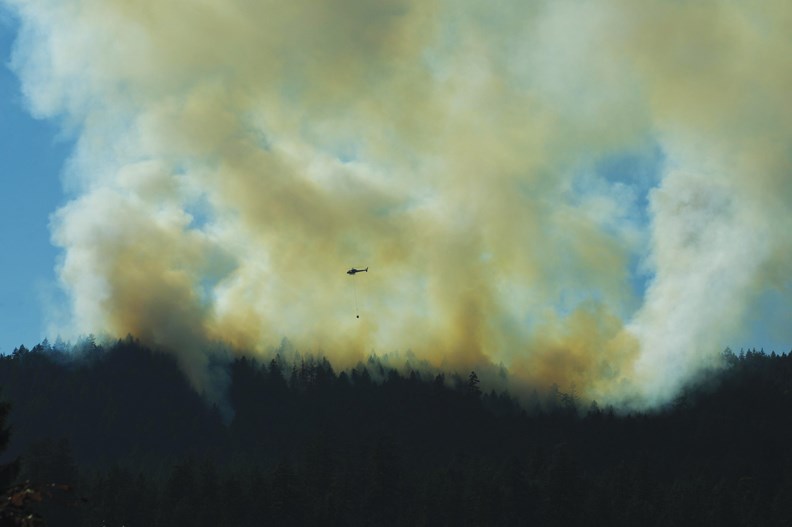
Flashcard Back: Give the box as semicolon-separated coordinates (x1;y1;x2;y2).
5;0;791;405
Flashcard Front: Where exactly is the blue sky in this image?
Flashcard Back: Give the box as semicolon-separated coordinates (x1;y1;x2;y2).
0;12;70;353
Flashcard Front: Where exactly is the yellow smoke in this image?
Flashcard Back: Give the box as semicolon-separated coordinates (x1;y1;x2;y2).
6;0;792;405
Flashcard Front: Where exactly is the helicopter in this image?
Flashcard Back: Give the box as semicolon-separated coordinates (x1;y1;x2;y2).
347;267;368;318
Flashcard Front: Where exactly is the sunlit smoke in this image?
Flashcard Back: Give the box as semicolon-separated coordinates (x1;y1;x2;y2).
5;0;791;406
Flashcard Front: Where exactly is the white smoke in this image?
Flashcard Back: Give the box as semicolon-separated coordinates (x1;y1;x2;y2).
4;0;791;405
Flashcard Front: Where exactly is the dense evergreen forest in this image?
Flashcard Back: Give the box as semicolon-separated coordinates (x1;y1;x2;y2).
1;337;791;526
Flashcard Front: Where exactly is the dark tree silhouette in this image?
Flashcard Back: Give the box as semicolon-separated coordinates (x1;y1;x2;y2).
0;396;18;489
467;371;481;398
1;340;792;525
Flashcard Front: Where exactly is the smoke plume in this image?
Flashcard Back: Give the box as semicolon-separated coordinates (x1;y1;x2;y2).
5;0;791;406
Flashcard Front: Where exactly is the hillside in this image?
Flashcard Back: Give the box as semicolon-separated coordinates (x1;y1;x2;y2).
1;339;791;526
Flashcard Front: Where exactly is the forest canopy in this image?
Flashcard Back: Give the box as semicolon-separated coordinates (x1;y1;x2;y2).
1;338;791;526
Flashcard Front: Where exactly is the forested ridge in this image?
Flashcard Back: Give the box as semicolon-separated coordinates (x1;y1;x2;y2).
1;338;792;526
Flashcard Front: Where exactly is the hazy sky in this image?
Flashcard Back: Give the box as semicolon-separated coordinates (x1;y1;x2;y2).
1;0;790;406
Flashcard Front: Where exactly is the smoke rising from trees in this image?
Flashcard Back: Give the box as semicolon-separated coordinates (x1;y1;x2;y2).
5;0;791;406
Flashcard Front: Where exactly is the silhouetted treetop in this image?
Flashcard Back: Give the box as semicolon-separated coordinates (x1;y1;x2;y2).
1;340;791;525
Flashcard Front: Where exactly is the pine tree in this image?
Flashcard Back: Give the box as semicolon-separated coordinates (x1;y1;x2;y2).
467;371;481;398
0;396;19;488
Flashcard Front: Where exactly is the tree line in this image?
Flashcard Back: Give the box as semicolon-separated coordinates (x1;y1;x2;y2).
1;339;792;526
